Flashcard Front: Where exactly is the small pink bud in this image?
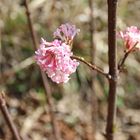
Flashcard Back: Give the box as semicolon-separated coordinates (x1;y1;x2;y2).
53;23;80;45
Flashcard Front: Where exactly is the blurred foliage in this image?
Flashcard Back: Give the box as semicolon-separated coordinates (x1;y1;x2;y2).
1;0;140;113
0;0;140;139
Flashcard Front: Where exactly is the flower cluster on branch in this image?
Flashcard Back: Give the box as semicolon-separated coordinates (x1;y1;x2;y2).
119;26;140;52
35;23;79;83
35;24;140;83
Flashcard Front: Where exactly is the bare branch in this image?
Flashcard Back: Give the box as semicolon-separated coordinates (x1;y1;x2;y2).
0;92;21;140
118;42;138;71
106;0;118;140
88;0;98;139
24;0;61;140
71;55;110;78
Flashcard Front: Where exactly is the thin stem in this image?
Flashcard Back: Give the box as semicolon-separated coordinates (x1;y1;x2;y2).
118;43;138;71
24;0;61;140
71;55;109;78
106;1;118;140
0;92;21;140
88;0;97;139
24;0;38;50
118;51;130;71
40;71;61;140
88;0;96;64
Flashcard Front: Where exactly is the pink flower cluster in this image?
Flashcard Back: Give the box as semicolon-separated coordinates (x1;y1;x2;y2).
35;23;79;83
119;26;140;51
53;23;80;45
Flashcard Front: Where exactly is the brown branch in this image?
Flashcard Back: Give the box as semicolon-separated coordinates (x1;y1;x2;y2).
118;51;130;71
40;71;60;140
24;0;61;140
88;0;97;139
106;1;118;140
71;55;110;78
118;43;138;71
88;0;96;64
24;0;38;50
0;92;21;140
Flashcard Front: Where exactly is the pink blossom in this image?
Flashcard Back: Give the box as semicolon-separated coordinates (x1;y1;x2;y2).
119;26;140;51
53;23;80;45
35;38;79;83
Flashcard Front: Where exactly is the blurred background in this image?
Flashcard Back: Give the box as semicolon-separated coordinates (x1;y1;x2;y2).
0;0;140;140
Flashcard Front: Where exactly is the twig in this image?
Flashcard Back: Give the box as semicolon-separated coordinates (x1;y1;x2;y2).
118;51;130;71
51;0;56;11
24;0;38;50
71;55;109;78
0;92;21;140
24;0;61;140
88;0;97;139
106;0;118;140
118;43;138;71
88;0;96;64
41;71;60;140
0;30;2;75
